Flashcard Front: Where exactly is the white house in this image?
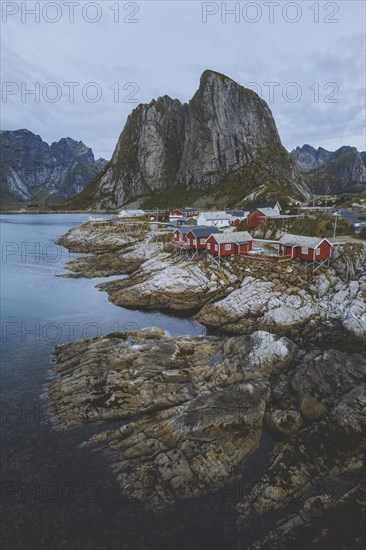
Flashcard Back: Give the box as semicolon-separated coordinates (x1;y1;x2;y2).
196;211;234;228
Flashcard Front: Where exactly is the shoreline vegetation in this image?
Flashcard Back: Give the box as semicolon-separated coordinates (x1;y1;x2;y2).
49;219;365;548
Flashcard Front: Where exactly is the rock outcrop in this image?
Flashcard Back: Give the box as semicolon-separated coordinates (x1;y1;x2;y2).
251;485;366;550
236;346;366;548
97;253;239;311
0;129;107;203
49;326;365;526
196;254;366;344
237;367;365;519
49;329;297;509
56;220;147;253
72;70;306;209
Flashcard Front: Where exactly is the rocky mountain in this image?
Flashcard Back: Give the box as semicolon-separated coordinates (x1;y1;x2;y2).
70;70;307;210
291;144;366;194
0;129;107;204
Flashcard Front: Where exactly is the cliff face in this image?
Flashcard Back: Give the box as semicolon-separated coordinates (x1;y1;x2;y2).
94;96;184;206
291;144;366;194
74;70;306;209
0;129;107;203
177;70;283;188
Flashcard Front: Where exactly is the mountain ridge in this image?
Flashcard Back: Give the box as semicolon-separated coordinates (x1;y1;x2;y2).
290;144;366;194
0;129;107;205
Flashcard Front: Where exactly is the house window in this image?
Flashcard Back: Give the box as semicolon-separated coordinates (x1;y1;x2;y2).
207;243;211;250
316;248;320;255
193;239;197;246
215;244;218;251
200;238;206;244
301;247;308;254
225;244;231;251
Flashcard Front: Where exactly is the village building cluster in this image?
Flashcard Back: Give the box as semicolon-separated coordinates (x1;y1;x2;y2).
151;202;333;268
112;201;364;269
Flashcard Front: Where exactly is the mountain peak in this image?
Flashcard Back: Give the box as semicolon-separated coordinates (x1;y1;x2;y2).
200;69;233;83
70;71;306;209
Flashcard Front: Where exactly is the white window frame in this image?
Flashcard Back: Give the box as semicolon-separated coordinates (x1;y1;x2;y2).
225;244;231;251
316;247;320;255
301;247;308;254
207;243;211;250
200;238;206;244
215;244;218;252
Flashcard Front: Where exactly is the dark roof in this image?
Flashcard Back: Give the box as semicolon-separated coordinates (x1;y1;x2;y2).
226;210;246;217
337;209;362;224
174;226;192;234
175;225;207;235
243;201;279;211
188;227;221;238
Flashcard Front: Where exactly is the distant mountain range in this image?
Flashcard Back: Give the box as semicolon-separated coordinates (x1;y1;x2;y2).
0;129;107;205
290;144;366;195
66;70;307;210
3;107;364;212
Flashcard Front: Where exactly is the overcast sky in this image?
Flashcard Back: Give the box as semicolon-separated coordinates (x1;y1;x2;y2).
2;0;365;159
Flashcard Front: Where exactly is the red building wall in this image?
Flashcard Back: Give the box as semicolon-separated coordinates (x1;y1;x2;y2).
206;237;252;256
297;240;331;261
319;240;332;259
279;244;298;258
171;210;199;218
206;236;220;255
219;243;235;256
279;240;331;260
237;242;253;254
173;229;188;243
247;209;264;229
186;232;208;249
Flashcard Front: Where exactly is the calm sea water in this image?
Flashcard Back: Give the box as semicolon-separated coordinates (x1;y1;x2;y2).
2;214;237;550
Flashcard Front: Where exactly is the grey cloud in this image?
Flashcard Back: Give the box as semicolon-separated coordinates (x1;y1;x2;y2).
2;0;365;158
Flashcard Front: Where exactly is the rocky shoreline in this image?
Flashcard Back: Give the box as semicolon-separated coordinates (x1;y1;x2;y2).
49;327;365;547
59;223;366;346
50;221;366;548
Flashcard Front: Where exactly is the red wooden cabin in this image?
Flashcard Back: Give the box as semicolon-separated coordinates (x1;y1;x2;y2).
169;208;200;220
278;234;332;261
186;227;220;250
247;207;281;229
206;231;253;256
172;227;192;246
